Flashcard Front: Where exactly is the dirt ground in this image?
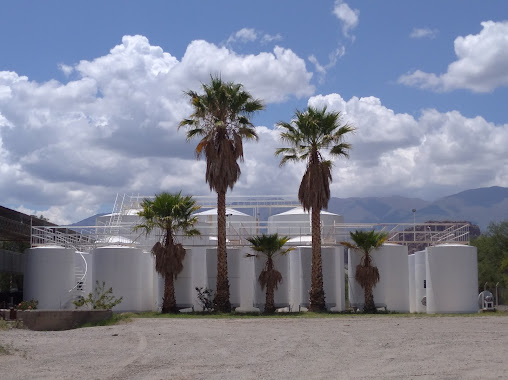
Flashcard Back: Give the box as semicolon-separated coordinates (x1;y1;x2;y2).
1;315;507;379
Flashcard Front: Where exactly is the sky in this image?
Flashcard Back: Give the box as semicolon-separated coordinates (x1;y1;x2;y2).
1;0;507;224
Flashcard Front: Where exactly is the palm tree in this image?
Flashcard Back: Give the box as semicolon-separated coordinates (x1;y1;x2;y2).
276;106;354;311
246;233;293;314
180;75;264;312
341;230;388;313
134;192;200;313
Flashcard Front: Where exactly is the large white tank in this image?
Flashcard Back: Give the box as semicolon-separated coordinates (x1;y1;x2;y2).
193;208;256;246
156;248;193;310
290;246;339;310
74;250;93;296
426;244;478;314
93;246;153;312
347;244;409;312
347;247;363;308
206;248;241;308
326;246;345;312
268;208;343;241
414;250;427;313
95;209;141;227
190;246;207;310
375;244;409;312
253;248;290;312
408;254;416;313
288;248;302;311
23;246;76;309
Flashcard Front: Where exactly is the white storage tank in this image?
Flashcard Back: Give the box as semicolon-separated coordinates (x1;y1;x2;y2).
23;246;76;309
414;250;427;313
408;254;416;313
253;248;290;312
95;209;141;227
375;244;409;312
426;244;478;314
290;246;340;310
93;246;153;312
206;248;241;308
347;244;409;312
190;246;208;310
193;208;256;246
268;208;343;241
327;246;345;312
74;250;93;296
156;248;193;310
347;247;364;309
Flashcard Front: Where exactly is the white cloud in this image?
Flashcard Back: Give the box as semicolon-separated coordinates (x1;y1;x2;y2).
332;0;359;39
410;28;439;39
307;94;508;199
2;34;507;224
308;46;345;82
58;63;74;76
227;28;283;46
0;35;314;223
227;28;258;45
261;33;283;44
399;21;508;92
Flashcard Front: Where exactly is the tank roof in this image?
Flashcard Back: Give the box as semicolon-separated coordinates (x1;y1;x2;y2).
273;207;339;216
194;208;250;217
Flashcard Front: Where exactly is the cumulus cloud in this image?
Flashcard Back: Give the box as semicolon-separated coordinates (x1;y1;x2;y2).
332;0;359;39
0;35;314;223
2;34;507;224
399;21;508;92
307;94;508;199
410;28;439;39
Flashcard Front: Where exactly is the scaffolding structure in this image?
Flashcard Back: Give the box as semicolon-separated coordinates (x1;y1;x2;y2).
30;194;471;251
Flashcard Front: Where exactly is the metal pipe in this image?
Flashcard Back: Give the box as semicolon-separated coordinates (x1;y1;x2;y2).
495;282;499;307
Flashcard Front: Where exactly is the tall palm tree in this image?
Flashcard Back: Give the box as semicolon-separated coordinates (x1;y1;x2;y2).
134;192;200;313
180;75;264;312
341;230;388;313
246;233;293;314
276;106;354;311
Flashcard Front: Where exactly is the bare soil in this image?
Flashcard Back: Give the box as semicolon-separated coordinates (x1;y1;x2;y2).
1;315;507;379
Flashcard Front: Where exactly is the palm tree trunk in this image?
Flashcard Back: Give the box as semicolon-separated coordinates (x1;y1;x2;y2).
364;284;376;313
309;206;326;311
214;189;231;312
162;273;177;313
265;259;276;314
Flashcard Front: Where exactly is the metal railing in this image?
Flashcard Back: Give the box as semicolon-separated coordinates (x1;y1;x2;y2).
31;220;470;251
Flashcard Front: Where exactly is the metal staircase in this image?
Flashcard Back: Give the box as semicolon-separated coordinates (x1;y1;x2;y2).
69;251;88;302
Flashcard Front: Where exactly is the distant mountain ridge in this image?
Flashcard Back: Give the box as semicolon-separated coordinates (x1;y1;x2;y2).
73;187;508;232
326;186;508;231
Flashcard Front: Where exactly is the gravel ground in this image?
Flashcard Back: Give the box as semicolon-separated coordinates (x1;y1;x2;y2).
1;315;508;379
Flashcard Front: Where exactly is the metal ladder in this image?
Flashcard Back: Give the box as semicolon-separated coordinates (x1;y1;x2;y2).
69;251;88;301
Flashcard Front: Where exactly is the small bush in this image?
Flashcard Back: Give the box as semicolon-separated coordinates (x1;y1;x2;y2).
15;299;38;310
73;281;123;310
195;287;214;312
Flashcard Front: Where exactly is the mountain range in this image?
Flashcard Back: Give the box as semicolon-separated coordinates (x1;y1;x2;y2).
73;186;508;232
327;186;508;231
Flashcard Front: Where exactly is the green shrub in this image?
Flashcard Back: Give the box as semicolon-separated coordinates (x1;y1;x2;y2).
73;281;123;310
15;299;38;310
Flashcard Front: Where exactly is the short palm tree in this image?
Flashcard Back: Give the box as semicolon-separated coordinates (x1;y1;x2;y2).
276;106;354;311
246;234;293;314
341;230;388;313
180;75;264;312
134;192;200;313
